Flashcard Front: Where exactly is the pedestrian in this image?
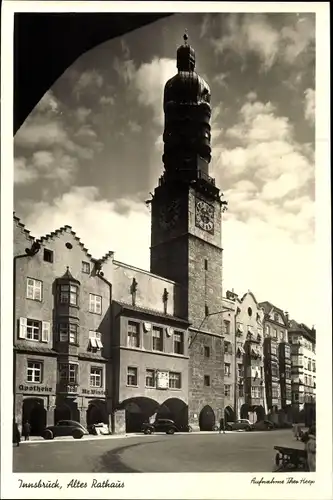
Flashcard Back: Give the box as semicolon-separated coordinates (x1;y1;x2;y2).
219;417;225;434
304;425;316;472
13;420;21;447
22;421;31;441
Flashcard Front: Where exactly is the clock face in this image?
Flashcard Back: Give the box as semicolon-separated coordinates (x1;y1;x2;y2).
158;200;180;230
195;199;214;233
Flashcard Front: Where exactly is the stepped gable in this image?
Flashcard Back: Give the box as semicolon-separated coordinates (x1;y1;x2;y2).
37;224;93;259
99;250;115;264
13;212;35;241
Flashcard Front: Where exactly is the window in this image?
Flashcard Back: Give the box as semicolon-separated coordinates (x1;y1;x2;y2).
237;364;243;378
307;360;311;371
169;372;181;389
26;320;40;341
224;363;231;377
82;261;90;274
60;284;78;306
272;386;279;398
274;313;279;322
26;278;42;301
308;375;312;386
223;320;230;335
251;386;261;399
265;325;270;336
152;327;163;351
224;341;232;354
204;259;208;270
271;365;279;378
145;369;155;388
285;367;291;379
127;321;140;348
27;361;42;383
19;318;50;342
271;342;277;355
312;361;316;372
204;346;210;358
43;249;53;263
285;345;291;357
238;384;244;397
204;375;210;386
59;324;78;344
293;392;299;402
127;367;138;386
205;304;209;316
173;331;184;354
305;375;308;386
59;363;78;384
89;294;102;314
89;331;103;350
247;307;252;317
279;331;284;341
90;367;102;388
273;328;277;338
224;384;231;397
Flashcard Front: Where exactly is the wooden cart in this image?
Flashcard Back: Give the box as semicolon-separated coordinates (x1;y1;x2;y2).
274;445;308;471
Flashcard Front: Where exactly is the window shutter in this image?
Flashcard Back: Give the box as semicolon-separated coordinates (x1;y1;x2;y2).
42;321;50;342
19;317;27;339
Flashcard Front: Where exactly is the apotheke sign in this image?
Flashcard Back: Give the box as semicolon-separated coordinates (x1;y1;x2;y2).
82;389;106;396
18;384;53;393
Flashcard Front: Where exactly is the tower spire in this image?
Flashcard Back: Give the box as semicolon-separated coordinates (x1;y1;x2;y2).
176;30;195;72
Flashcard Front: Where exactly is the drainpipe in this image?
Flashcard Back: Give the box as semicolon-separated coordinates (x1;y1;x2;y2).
13;242;41;426
95;264;113;434
233;308;238;420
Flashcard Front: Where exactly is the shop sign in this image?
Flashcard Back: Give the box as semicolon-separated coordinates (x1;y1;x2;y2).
156;371;169;389
18;384;52;393
82;388;106;396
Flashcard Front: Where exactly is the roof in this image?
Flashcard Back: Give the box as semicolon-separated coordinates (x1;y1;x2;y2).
259;301;288;325
13;213;35;241
115;301;190;325
288;320;316;342
13;213;113;262
15;342;57;355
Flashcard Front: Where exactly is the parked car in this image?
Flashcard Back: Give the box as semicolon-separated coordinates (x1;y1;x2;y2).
141;418;191;435
252;420;275;431
225;419;253;431
42;420;89;440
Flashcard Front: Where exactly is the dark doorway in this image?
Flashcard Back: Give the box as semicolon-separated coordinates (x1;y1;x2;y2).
118;397;160;433
22;398;46;435
240;404;249;420
199;405;216;431
87;400;108;426
54;404;71;424
224;405;235;423
157;398;188;428
254;405;265;422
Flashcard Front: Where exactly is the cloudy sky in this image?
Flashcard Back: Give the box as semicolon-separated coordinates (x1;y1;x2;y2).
14;12;316;326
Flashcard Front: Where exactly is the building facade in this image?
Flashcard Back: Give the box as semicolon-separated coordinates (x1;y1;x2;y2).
259;301;292;424
14;216;112;434
288;320;316;424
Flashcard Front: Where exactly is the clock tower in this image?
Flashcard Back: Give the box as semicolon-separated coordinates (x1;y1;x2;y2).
150;33;226;429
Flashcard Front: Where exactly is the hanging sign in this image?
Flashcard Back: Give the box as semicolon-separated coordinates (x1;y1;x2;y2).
156;371;169;389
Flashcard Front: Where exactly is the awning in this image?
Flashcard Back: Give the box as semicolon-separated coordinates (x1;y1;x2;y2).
248;325;254;334
89;338;97;348
237;323;244;333
166;327;173;337
96;339;103;349
143;322;152;333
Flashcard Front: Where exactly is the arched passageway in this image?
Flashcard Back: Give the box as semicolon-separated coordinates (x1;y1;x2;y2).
240;404;249;420
224;405;235;423
254;405;265;422
22;398;46;435
199;405;216;431
157;398;188;428
117;397;160;433
86;399;108;426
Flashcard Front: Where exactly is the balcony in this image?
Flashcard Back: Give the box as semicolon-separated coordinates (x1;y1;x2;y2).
57;382;79;396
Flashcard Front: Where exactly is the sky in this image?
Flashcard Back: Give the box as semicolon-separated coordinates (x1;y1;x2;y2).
14;12;316;326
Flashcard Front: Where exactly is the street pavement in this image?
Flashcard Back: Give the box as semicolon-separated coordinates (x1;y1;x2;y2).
13;429;304;473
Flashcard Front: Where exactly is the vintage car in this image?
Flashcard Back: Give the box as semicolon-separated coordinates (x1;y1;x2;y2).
141;418;192;435
225;419;253;431
41;420;89;440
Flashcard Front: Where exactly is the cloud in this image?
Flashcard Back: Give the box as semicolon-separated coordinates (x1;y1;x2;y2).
304;88;315;124
14;151;79;186
75;107;92;123
210;13;315;70
212;73;228;88
99;95;115;106
73;70;104;99
21;187;151;267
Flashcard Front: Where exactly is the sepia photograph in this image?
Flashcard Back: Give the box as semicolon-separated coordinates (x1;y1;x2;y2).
1;2;331;499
